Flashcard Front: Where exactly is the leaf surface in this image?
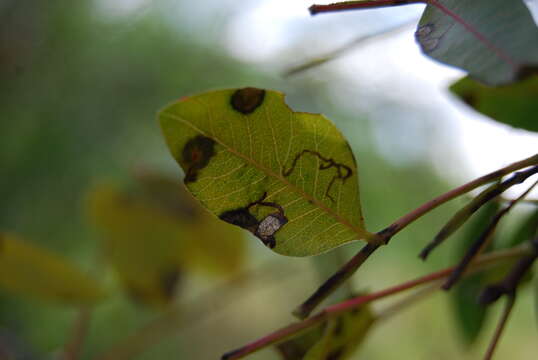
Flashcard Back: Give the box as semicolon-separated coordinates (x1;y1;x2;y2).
450;75;538;133
417;0;538;85
0;233;104;305
159;88;371;256
276;303;375;360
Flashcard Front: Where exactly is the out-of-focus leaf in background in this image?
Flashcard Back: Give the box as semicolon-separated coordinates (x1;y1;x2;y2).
450;75;538;133
498;207;538;249
416;0;538;86
276;302;375;360
87;172;246;306
451;200;499;346
0;233;104;305
160;88;370;256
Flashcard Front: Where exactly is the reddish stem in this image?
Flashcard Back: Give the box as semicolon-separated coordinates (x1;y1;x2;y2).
483;296;516;360
221;245;529;360
310;1;422;15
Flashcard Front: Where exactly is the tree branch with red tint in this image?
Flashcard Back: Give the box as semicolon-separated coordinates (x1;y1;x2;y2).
293;154;538;319
222;244;531;360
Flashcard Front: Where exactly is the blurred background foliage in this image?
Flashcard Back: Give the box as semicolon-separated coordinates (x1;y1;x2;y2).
0;0;536;359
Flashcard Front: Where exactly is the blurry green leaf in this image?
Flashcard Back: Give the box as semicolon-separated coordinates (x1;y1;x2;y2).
450;75;538;133
451;201;499;346
500;207;538;249
87;176;245;306
0;233;104;305
417;0;538;85
159;88;372;257
276;304;375;360
133;172;247;275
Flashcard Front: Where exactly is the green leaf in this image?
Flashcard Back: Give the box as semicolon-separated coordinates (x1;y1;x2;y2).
0;233;104;305
159;88;372;256
450;75;538;133
417;0;538;85
276;303;375;360
501;207;538;249
451;201;499;346
87;178;245;306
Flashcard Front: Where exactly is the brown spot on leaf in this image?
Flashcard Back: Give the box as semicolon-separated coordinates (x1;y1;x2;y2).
219;192;287;248
230;87;266;114
415;24;439;53
182;135;216;183
219;208;259;233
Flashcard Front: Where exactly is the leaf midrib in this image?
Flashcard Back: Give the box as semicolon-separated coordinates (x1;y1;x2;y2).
160;111;368;239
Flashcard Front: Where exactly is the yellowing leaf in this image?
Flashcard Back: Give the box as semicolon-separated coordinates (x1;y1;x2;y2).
88;184;185;306
159;88;373;256
87;176;245;306
277;303;375;360
0;233;104;305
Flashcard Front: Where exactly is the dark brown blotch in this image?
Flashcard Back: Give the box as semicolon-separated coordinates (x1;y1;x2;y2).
219;208;259;233
219;193;287;249
231;87;266;114
182;135;216;183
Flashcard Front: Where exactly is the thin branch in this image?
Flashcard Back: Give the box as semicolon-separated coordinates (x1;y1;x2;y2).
293;154;538;318
442;179;538;290
309;0;518;69
480;237;538;306
293;243;379;319
375;282;440;322
284;21;414;77
380;156;538;242
421;167;538;260
309;1;422;15
222;245;530;360
483;295;516;360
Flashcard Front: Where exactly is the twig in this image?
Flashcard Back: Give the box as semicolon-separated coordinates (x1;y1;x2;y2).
309;0;518;69
479;237;538;306
442;179;538;290
293;243;378;319
222;245;530;360
284;20;414;77
293;154;538;318
309;1;423;15
375;282;441;322
421;167;538;260
483;295;515;360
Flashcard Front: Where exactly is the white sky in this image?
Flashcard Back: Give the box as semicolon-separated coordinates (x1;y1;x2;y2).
223;0;538;196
